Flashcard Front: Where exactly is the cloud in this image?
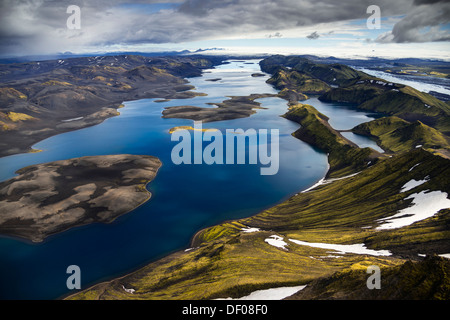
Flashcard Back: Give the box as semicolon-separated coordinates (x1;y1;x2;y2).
306;31;320;39
413;0;449;5
267;32;283;38
0;0;417;56
376;0;450;43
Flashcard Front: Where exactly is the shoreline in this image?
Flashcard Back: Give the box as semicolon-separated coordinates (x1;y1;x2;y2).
65;57;450;300
63;96;338;300
0;89;208;159
0;154;162;243
0;55;223;158
5;56;448;300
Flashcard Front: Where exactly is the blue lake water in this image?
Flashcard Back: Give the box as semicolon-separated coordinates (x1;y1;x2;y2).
0;60;382;299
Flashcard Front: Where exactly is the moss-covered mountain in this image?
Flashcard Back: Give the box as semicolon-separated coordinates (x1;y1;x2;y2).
66;55;450;300
283;103;382;178
67;97;450;301
352;116;450;154
260;55;366;87
287;255;450;300
266;68;330;98
319;77;450;134
67;147;450;300
260;55;450;135
260;55;368;104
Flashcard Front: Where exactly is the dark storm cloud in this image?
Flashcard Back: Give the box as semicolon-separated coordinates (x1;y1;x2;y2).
413;0;450;5
377;0;450;43
0;0;439;56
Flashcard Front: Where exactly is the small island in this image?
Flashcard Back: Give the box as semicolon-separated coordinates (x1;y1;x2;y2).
0;154;161;242
168;126;218;134
162;93;276;122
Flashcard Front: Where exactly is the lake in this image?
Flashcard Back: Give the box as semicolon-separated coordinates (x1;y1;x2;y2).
0;59;382;299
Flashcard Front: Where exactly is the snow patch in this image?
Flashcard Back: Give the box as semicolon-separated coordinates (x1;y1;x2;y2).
265;235;288;250
61;117;84;122
288;239;392;256
122;285;135;294
241;226;261;233
408;163;421;172
301;178;326;193
401;179;428;192
217;285;306;300
376;190;450;230
301;172;361;193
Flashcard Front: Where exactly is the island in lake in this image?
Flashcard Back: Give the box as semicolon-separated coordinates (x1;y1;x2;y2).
0;154;161;243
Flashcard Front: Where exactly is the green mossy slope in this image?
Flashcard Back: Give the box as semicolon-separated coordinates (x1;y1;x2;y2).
352;116;450;153
67;55;450;301
320;79;450;134
287;255;450;300
283;103;381;178
68;148;450;300
267;69;330;95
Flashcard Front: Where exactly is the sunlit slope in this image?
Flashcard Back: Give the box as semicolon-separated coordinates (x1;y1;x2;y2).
67;147;450;300
352;116;450;153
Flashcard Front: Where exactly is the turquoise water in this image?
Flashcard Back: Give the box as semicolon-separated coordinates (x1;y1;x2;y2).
0;60;380;299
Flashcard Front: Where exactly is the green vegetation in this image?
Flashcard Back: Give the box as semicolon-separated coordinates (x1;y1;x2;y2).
42;80;73;86
379;64;450;79
319;78;450;134
28;148;43;153
353;116;450;153
261;56;372;104
288;255;450;300
260;55;367;87
260;55;450;135
67;55;450;300
318;79;391;104
358;85;449;116
6;111;36;122
283;103;380;178
69;147;450;300
291;59;367;86
267;69;330;95
242;148;450;233
0;87;27;100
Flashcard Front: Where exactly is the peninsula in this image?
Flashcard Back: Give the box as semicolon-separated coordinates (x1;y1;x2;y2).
0;55;222;157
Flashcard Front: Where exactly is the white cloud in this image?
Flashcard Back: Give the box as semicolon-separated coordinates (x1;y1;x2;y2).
0;0;414;56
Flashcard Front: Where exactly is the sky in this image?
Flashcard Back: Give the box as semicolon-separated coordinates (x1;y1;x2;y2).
0;0;449;60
